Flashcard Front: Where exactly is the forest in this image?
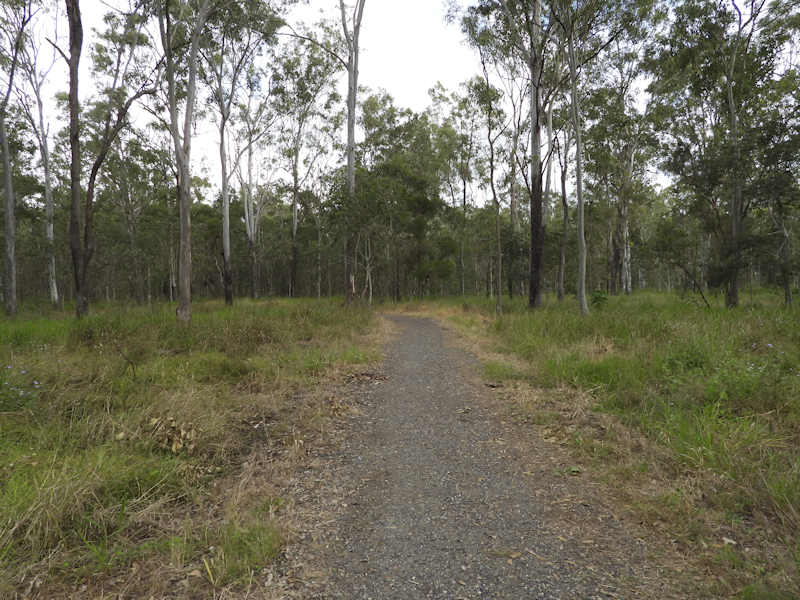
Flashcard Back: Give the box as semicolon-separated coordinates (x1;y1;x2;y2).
0;0;796;317
1;0;800;598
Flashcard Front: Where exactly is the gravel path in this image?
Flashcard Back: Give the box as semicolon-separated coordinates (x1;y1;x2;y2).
300;315;684;599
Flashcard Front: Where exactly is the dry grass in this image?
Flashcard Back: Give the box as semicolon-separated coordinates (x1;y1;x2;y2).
0;299;383;599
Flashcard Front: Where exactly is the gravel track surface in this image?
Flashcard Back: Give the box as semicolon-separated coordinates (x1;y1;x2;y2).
295;315;686;599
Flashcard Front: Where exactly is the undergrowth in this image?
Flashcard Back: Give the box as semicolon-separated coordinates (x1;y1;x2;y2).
0;298;374;597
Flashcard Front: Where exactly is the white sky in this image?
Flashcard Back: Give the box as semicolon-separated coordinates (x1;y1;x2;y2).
296;0;479;113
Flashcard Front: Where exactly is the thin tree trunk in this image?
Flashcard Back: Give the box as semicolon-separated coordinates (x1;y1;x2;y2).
544;99;553;228
461;175;467;296
528;0;544;309
726;74;742;308
30;87;59;307
316;217;322;299
219;119;233;305
558;145;568;301
290;153;299;297
621;212;632;294
161;0;212;323
341;0;365;305
567;24;589;315
1;115;16;316
66;0;86;317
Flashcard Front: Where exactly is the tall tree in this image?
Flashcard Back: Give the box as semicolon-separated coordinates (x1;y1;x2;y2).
0;0;33;316
495;0;551;308
478;64;506;315
647;0;789;307
17;1;58;307
201;0;281;306
273;31;340;297
157;0;213;322
340;0;365;303
63;1;158;317
236;65;277;299
553;0;637;313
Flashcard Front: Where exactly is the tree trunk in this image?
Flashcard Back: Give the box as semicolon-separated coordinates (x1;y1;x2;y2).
528;0;544;309
32;88;59;307
161;0;212;324
0;114;16;316
176;167;192;321
461;175;467;296
66;0;87;318
567;24;589;315
726;78;742;308
621;211;632;295
316;215;322;299
544;98;554;228
558;148;568;301
219;119;233;306
249;238;258;299
290;184;298;297
341;0;365;305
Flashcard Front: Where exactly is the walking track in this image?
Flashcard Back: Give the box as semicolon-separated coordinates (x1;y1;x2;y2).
290;315;688;599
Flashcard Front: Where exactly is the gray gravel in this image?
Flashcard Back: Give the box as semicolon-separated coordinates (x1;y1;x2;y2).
309;315;670;599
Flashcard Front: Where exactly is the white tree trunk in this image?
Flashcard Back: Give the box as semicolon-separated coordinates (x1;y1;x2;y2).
567;24;589;315
1;114;16;316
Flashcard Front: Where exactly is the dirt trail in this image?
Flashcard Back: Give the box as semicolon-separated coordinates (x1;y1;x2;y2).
288;315;688;599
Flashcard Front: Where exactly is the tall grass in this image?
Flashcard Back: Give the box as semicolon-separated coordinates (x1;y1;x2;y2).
406;291;800;591
0;298;374;594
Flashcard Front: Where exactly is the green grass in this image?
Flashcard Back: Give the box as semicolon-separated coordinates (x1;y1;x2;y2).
400;290;800;595
0;298;374;595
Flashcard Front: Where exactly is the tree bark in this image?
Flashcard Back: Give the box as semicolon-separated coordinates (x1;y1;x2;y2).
558;138;568;301
36;94;58;307
66;0;86;317
219;118;233;305
290;145;299;297
160;0;213;323
526;0;545;309
1;114;16;316
566;22;589;315
341;0;366;305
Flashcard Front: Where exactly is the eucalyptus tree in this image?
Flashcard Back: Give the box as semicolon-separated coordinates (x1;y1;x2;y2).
464;0;556;307
15;1;59;307
551;0;642;313
584;37;656;295
272;31;340;297
430;83;480;295
459;3;529;299
235;65;278;299
201;0;282;306
63;0;158;317
647;0;791;307
339;0;365;303
467;56;507;314
155;0;213;322
0;0;34;315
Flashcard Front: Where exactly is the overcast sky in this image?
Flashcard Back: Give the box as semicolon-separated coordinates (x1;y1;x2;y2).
292;0;479;113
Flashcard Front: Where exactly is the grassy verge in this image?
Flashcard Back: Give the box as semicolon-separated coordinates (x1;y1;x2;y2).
393;291;800;598
0;298;376;597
